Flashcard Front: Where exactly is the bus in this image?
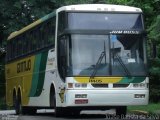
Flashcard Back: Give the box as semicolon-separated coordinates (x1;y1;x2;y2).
5;4;149;117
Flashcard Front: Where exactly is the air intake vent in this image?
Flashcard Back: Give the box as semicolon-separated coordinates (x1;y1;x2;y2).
113;84;129;88
91;84;108;88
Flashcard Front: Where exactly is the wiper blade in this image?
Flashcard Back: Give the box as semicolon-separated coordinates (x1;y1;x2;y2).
90;51;106;79
115;54;131;77
90;41;106;79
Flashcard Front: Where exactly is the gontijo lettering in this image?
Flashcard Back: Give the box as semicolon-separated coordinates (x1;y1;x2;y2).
17;59;31;73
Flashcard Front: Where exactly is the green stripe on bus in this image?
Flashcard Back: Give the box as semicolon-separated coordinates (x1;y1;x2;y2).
34;51;48;96
118;77;145;83
41;12;56;22
29;54;42;97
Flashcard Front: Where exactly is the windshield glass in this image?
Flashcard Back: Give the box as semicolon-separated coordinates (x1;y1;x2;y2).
110;34;146;76
67;34;147;77
68;13;143;30
67;35;110;76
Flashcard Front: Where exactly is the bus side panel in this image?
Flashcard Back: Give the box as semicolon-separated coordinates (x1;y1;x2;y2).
28;49;58;107
5;56;35;106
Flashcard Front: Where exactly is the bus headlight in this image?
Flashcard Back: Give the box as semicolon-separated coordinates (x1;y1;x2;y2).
67;83;87;88
133;83;146;88
75;83;87;88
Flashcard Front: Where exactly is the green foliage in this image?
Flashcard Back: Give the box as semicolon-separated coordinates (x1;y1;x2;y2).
0;56;5;109
108;0;160;103
128;103;160;113
148;15;160;43
149;58;160;102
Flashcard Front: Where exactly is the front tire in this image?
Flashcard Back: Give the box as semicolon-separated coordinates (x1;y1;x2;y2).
50;86;63;117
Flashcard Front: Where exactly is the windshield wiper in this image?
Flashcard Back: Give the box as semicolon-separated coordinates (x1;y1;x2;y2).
90;41;106;79
114;53;131;77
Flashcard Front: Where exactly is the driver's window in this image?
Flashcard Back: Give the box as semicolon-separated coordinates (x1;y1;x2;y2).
58;35;68;80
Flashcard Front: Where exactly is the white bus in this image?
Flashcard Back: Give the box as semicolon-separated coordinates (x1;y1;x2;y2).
6;4;148;117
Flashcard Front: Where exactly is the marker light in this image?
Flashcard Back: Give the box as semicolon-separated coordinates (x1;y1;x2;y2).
68;83;73;88
133;83;146;88
134;94;145;98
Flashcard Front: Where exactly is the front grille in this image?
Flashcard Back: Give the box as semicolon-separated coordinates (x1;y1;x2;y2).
113;84;130;88
91;84;108;88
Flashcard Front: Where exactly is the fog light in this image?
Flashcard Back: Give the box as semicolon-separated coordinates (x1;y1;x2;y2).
134;94;145;98
75;94;87;98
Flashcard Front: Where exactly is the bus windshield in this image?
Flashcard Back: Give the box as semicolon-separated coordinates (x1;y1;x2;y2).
67;34;147;77
68;13;143;30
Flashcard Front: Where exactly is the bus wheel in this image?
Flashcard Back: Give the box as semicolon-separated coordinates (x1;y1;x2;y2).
15;93;22;115
13;91;17;113
50;85;63;117
116;106;127;119
50;86;55;108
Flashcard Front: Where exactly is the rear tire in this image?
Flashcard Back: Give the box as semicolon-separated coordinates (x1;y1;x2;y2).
13;91;19;115
15;93;22;115
14;90;36;115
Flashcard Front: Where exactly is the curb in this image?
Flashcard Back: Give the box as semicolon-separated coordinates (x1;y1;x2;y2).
131;110;149;115
152;110;160;116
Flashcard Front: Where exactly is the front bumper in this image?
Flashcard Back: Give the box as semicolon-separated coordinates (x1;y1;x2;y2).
64;89;149;107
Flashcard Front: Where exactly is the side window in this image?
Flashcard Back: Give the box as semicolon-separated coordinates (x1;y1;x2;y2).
7;41;11;61
44;23;48;47
23;35;27;55
48;18;56;46
13;41;17;58
58;12;66;35
10;40;13;59
17;37;23;57
33;30;37;51
36;27;41;50
40;25;45;48
30;31;36;52
26;33;31;53
58;35;68;80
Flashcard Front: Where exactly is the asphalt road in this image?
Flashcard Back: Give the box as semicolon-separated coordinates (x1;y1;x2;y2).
0;109;159;120
0;109;114;120
21;109;117;120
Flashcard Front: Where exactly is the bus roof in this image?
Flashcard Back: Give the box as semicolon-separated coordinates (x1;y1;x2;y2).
8;4;142;40
7;11;56;40
56;4;142;13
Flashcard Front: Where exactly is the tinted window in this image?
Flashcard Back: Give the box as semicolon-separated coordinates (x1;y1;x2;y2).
68;13;143;30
